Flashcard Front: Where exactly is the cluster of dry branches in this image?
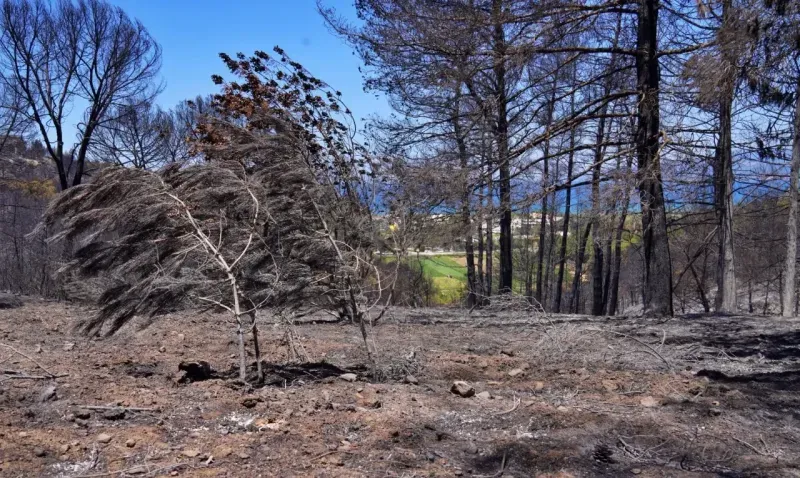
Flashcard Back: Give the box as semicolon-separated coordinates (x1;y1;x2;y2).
39;48;390;383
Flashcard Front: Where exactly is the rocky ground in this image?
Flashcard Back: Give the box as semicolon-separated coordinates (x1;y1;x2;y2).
1;300;800;477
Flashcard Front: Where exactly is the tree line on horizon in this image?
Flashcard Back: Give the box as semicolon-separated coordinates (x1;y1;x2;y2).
0;0;798;319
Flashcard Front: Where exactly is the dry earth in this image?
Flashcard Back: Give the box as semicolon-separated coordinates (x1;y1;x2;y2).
2;301;800;477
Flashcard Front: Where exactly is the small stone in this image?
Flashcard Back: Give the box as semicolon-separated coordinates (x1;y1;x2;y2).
102;408;126;420
177;333;185;341
465;442;479;454
631;468;642;475
74;409;91;420
533;381;545;391
508;368;524;378
34;344;42;354
450;381;475;398
639;396;659;407
59;444;70;453
339;373;357;382
63;342;75;351
182;449;201;458
127;465;148;475
237;451;250;459
213;446;233;458
476;391;492;400
96;433;113;444
125;439;136;448
556;405;569;412
158;346;166;353
711;400;720;406
38;385;57;403
405;375;419;385
241;397;260;409
33;447;46;457
601;379;618;392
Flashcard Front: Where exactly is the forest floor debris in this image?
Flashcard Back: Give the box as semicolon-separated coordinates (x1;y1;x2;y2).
1;302;800;476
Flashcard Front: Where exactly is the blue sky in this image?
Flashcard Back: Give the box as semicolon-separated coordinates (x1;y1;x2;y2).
109;0;387;126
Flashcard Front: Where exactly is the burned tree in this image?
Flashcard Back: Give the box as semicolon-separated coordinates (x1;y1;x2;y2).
41;48;381;381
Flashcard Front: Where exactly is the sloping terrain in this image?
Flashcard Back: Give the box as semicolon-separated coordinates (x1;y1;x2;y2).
1;301;800;477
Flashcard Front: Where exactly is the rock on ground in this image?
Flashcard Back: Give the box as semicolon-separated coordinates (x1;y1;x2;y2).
0;293;22;309
451;381;475;398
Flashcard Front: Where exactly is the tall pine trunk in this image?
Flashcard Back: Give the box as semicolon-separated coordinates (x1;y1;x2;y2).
536;85;557;303
554;88;577;313
492;0;513;294
607;151;635;315
636;0;673;316
486;172;494;298
571;221;592;313
454;90;477;307
781;80;800;317
591;113;608;316
714;0;737;314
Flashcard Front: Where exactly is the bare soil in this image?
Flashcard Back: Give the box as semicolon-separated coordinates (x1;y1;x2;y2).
2;301;800;477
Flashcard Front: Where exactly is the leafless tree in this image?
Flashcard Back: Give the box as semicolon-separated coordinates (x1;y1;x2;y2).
0;0;162;190
90;100;171;169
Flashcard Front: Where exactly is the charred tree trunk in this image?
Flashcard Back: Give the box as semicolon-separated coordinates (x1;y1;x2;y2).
536;83;557;304
714;0;737;314
477;200;485;298
689;259;710;313
601;213;614;311
492;0;513;294
454;91;477;308
486;173;494;298
607;151;634;315
553;94;577;313
570;221;592;314
635;0;673;316
591;113;608;316
536;140;550;303
782;79;800;317
525;209;534;300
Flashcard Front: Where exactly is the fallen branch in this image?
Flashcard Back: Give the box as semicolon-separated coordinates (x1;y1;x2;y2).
1;371;69;380
588;328;673;372
494;397;521;416
732;436;767;456
0;342;59;377
78;405;161;413
74;462;189;477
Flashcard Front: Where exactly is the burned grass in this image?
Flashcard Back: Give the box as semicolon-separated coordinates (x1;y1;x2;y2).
1;302;799;477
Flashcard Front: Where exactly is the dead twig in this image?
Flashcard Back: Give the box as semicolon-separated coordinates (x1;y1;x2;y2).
0;342;58;377
494;397;521;416
74;462;189;477
78;405;160;412
1;371;69;380
588;328;673;372
732;436;768;456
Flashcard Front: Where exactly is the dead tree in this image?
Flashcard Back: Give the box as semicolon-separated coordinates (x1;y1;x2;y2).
0;0;162;190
